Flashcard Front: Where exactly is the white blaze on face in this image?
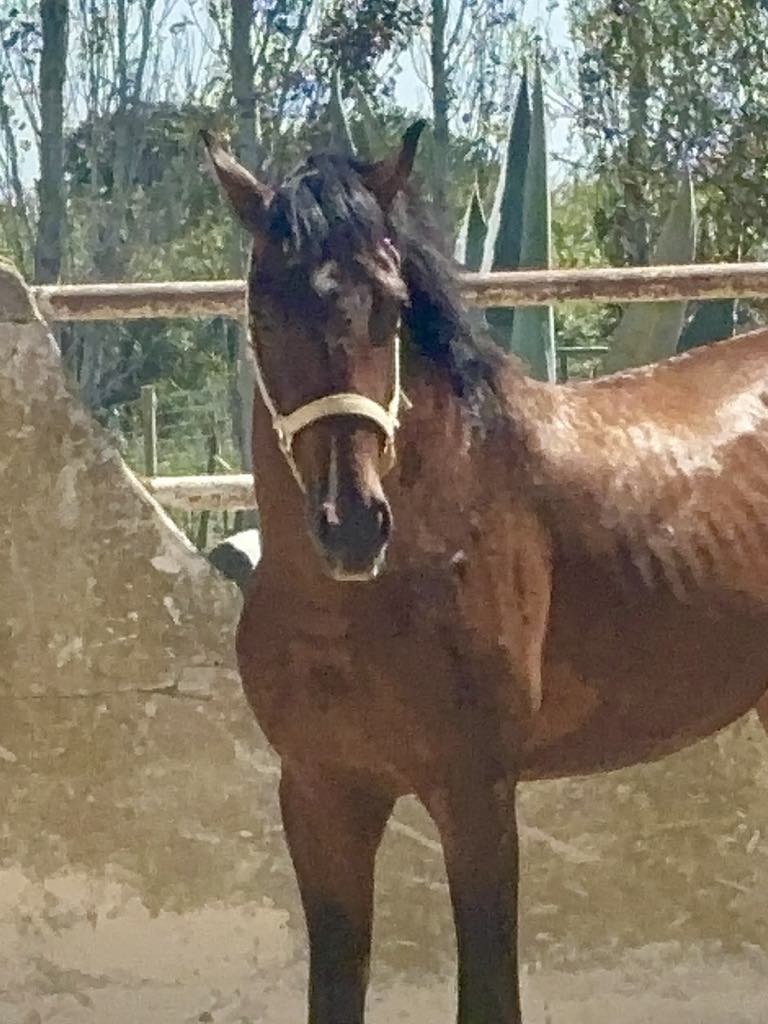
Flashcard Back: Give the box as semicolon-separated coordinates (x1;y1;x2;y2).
323;434;341;527
328;434;339;506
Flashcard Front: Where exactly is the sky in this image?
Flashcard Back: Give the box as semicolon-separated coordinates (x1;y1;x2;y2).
393;0;578;174
13;0;578;185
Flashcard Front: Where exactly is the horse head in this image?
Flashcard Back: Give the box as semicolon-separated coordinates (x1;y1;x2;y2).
202;122;428;582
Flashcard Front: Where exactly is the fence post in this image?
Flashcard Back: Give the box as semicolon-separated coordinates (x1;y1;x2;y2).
195;424;220;551
234;314;259;532
557;350;569;383
141;384;158;476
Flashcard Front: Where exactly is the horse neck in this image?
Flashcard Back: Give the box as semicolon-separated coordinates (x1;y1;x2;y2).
390;357;548;522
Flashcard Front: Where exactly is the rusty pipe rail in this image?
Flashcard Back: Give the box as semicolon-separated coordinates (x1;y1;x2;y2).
143;473;256;512
33;262;768;322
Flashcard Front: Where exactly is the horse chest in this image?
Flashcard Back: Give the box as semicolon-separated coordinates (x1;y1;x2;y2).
236;572;532;787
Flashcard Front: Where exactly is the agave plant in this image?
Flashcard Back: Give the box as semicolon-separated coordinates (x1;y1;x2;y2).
480;69;530;346
603;172;740;371
677;300;737;353
331;70;737;382
459;63;557;382
603;172;697;373
507;62;556;383
454;181;487;272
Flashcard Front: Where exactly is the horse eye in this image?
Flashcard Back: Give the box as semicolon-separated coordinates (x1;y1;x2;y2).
369;295;399;346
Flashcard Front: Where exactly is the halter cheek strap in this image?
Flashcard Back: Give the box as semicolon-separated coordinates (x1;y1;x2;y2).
250;313;409;493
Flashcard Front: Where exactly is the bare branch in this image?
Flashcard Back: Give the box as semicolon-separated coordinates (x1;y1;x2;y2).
0;72;34;266
135;4;160;102
272;0;314;132
2;46;41;139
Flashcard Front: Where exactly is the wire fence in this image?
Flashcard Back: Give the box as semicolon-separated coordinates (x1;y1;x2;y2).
107;381;254;550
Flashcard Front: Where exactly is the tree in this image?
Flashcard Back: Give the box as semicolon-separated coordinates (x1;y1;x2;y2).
570;0;768;264
0;1;39;276
407;0;537;240
429;0;449;220
34;0;68;284
314;0;423;96
228;0;258;525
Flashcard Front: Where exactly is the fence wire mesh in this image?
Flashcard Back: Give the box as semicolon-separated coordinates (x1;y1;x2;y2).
108;380;254;551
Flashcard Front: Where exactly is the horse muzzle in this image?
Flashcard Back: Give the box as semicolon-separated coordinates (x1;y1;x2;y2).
310;491;392;582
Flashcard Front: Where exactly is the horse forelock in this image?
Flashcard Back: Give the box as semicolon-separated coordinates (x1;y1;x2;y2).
254;149;507;417
267;155;389;266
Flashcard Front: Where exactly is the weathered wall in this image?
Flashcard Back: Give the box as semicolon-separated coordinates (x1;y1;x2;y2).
2;261;768;1022
0;261;241;699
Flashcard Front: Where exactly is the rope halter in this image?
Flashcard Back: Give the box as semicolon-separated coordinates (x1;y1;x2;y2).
251;319;408;493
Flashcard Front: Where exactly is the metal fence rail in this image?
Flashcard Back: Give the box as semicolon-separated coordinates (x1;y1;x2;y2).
39;263;766;512
143;473;256;511
33;262;768;322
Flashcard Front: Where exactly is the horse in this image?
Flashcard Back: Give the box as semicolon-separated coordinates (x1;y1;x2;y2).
201;123;768;1024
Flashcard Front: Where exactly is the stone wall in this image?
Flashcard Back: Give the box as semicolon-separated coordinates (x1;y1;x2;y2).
0;261;241;699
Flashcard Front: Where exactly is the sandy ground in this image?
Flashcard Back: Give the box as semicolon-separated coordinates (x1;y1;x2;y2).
3;686;768;1022
3;882;768;1023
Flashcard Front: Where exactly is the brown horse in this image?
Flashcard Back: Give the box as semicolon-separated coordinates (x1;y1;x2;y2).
202;124;768;1024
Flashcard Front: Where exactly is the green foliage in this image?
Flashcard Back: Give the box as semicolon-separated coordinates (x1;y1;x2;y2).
571;0;768;264
314;0;424;94
604;171;697;372
508;62;556;382
550;178;615;358
454;182;487;271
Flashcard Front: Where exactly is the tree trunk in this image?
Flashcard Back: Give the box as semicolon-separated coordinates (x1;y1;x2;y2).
231;0;259;173
0;75;33;275
100;0;130;283
229;0;259;529
622;0;650;266
34;0;68;285
429;0;450;239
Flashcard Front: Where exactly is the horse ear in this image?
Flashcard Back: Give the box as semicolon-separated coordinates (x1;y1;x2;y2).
361;119;428;211
200;130;272;236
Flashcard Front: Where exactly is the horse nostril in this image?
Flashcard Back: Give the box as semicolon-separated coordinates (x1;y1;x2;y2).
374;498;392;544
316;503;339;544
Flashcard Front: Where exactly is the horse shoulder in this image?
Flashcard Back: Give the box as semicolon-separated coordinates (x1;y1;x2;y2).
455;494;553;730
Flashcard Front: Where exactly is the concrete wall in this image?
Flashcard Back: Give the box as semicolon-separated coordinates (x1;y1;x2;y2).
2;262;768;1023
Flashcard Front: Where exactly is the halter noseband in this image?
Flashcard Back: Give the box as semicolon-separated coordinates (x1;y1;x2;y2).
248;301;408;493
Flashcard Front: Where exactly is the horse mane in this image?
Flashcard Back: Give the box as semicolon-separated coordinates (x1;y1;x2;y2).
265;151;510;421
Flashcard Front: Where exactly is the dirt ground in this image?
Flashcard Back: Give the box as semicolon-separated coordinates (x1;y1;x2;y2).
3;684;768;1023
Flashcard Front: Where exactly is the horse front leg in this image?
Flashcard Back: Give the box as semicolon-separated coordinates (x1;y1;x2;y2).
279;766;394;1024
428;775;523;1024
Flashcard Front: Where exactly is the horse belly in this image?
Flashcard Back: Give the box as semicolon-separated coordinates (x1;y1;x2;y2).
523;575;768;779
